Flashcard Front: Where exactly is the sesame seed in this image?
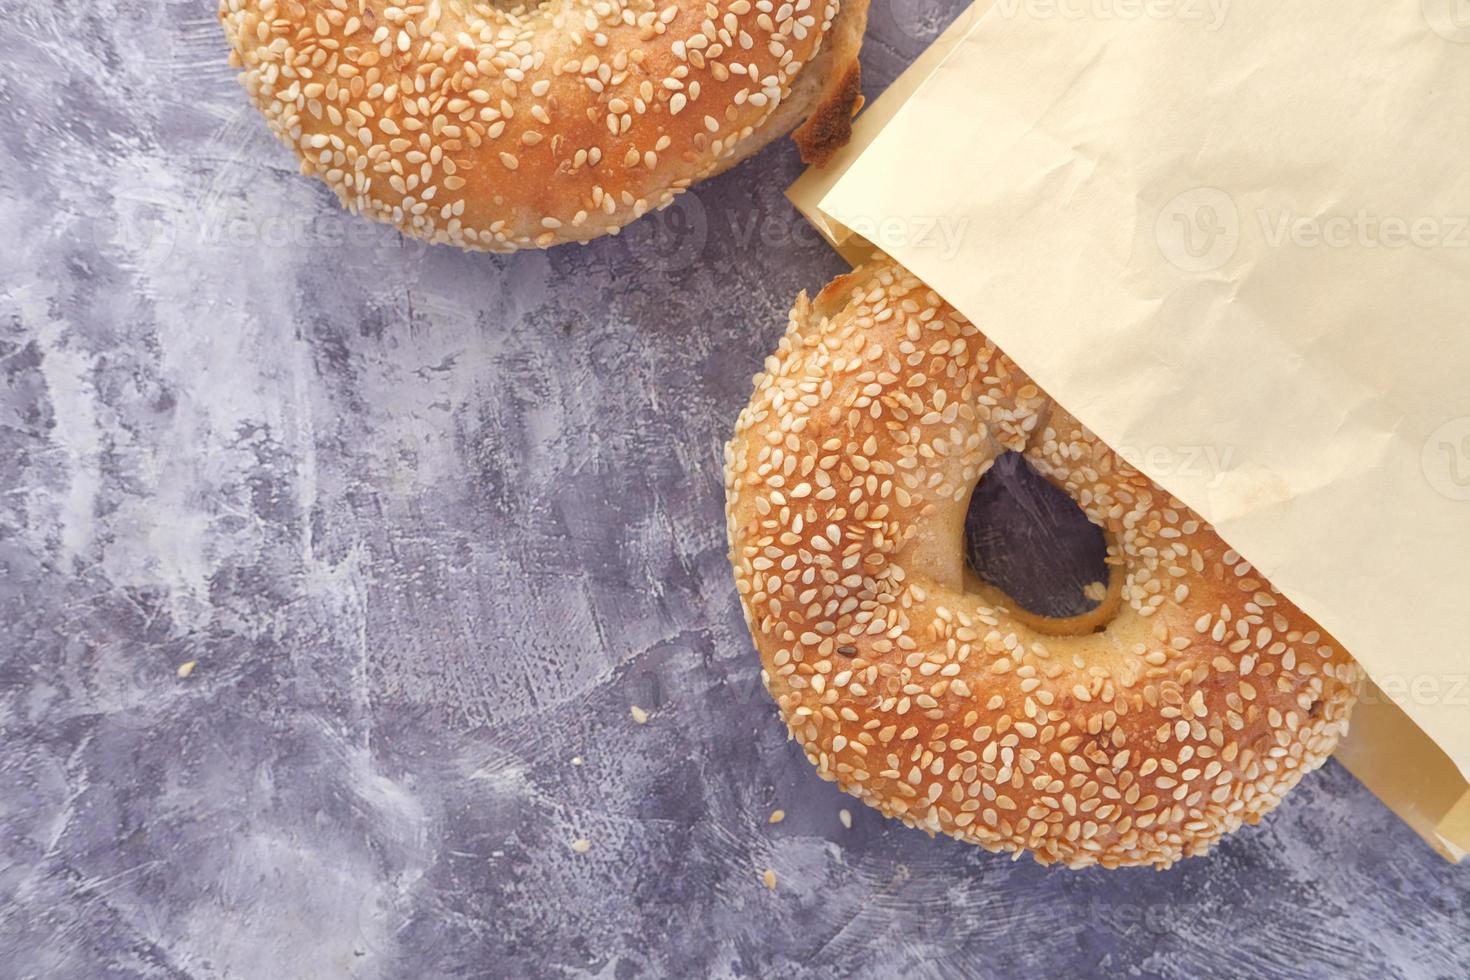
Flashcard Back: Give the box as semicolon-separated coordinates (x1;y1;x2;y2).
219;0;847;251
723;258;1363;870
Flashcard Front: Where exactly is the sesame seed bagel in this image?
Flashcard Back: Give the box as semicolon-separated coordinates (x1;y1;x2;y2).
220;0;868;251
724;260;1362;869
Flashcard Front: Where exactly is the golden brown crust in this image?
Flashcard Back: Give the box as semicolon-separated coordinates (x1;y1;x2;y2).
698;0;868;180
724;258;1363;869
791;59;862;166
220;0;869;251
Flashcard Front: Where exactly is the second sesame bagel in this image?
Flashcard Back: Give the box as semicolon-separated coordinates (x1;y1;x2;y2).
723;259;1362;869
220;0;868;251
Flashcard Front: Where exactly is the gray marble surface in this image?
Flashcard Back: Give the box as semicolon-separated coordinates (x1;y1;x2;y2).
2;1;1467;978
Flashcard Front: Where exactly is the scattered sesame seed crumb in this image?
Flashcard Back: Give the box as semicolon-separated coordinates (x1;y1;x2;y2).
1083;581;1109;601
630;705;649;724
571;839;591;854
768;809;785;824
571;756;583;766
176;661;196;679
839;809;852;829
762;869;777;890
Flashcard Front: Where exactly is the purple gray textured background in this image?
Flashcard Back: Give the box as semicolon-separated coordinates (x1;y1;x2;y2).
1;1;1467;977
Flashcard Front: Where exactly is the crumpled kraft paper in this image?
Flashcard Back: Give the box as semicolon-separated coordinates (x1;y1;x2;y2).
789;0;1470;860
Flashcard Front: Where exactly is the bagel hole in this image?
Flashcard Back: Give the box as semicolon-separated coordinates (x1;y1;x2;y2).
963;452;1111;620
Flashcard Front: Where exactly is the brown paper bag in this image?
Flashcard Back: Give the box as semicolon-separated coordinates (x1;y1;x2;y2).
789;0;1470;861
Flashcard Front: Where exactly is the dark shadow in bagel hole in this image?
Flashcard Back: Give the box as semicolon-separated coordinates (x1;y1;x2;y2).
964;452;1110;619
